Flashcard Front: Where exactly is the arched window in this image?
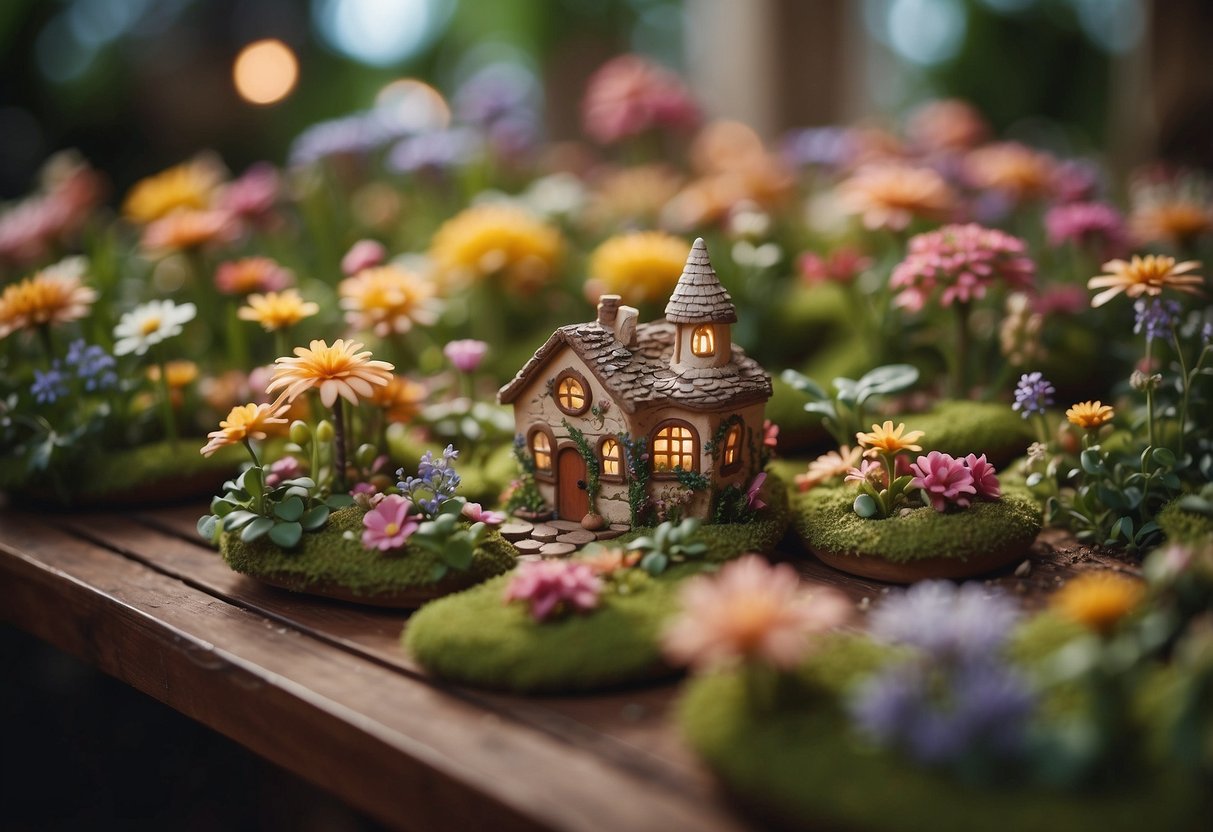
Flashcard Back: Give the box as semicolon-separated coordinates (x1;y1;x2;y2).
554;370;590;415
722;423;743;471
600;437;622;479
691;325;715;357
530;429;553;475
651;422;697;474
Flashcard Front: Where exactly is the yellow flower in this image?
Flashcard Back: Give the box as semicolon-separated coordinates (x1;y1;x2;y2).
429;203;562;293
371;375;428;423
141;209;235;253
1051;572;1145;635
123;157;225;224
1066;401;1114;430
856;421;925;459
200;402;290;457
338;265;440;337
586;231;689;305
266;339;395;409
795;445;863;492
1130;200;1213;248
0;266;97;340
238;289;320;332
837;163;956;231
1087;255;1204;307
147;360;199;388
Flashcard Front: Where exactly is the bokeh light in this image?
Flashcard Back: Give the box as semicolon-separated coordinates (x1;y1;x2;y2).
233;39;300;106
375;78;451;132
311;0;454;67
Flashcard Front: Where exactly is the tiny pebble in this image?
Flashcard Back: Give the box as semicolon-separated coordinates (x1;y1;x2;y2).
1014;560;1032;578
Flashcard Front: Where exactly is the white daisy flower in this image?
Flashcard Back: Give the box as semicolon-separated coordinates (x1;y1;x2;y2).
113;299;197;356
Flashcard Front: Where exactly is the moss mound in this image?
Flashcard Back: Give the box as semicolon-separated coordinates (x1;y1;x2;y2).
904;400;1034;467
1157;499;1213;545
677;634;1200;832
221;505;517;604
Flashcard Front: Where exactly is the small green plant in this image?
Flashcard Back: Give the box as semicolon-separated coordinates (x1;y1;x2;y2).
406;499;489;582
782;364;919;447
197;466;353;548
629;518;709;576
505;435;548;514
620;433;651;526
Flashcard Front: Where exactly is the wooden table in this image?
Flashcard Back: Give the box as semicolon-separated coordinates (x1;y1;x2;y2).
0;502;1131;832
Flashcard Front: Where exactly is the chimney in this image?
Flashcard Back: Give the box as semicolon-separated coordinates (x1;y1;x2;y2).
597;294;621;326
615;306;639;347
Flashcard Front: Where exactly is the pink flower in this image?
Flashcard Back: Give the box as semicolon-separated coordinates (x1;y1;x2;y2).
763;420;780;449
443;339;489;373
462;501;506;526
341;239;387;276
1044;202;1129;260
845;459;887;488
581;55;699;145
661;555;852;671
890;223;1035;312
1032;284;1087;317
798;246;873;286
361;494;419;552
909;451;977;512
264;455;303;488
963;453;1001;501
746;473;768;512
219;162;281;223
214;257;293;295
504;560;603;622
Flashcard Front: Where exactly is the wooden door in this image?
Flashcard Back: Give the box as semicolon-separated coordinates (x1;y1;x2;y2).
557;447;589;521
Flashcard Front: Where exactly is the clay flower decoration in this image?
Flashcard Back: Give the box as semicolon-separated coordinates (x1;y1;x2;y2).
339;264;440;337
1087;254;1204;308
661;555;852;678
1051;572;1145;637
461;502;505;526
443;339;488;374
1128;169;1213;249
200;401;290;459
584;231;688;305
580;54;699;146
398;445;462;518
852;421;924;518
504;560;603;622
238;289;320;349
361;494;420;552
908;452;998;512
112;299;197;357
836;163;956;232
850;582;1035;769
121;155;223;224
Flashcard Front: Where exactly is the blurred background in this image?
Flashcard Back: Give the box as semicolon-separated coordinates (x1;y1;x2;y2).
2;0;1210;200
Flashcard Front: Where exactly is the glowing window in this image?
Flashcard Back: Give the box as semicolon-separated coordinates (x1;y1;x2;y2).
601;438;622;477
652;424;697;473
531;431;552;472
723;424;742;469
691;325;715;357
555;373;588;414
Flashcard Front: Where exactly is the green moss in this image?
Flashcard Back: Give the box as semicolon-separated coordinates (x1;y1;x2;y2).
677;637;1201;832
904;400;1034;466
1157;499;1213;545
221;505;517;598
792;485;1041;564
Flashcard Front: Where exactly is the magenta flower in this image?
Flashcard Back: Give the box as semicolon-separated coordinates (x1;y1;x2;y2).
763;420;780;449
264;455;303;488
798;246;872;286
1044;202;1128;260
746;473;768;512
910;452;977;512
443;339;489;373
581;55;699;145
504;560;603;622
890;224;1035;312
462;501;506;526
361;494;419;552
963;453;1001;501
341;239;387;276
219;162;281;223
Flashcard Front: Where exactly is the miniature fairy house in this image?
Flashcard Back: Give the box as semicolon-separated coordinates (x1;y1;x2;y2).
499;238;772;525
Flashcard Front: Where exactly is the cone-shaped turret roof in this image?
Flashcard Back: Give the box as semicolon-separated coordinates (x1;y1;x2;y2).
663;238;738;324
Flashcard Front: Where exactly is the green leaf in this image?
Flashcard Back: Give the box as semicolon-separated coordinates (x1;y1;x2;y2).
1135;521;1161;544
802;401;838;418
429;562;449;582
640;551;669;576
854;364;919;402
240;466;264;499
285;486;310;499
222;510;259;531
300;505;330;531
269;521;302;548
196;515;219;542
1111;515;1133;541
1161;473;1182;491
210;497;237;517
325;493;355;509
443;539;475;571
1096;485;1126;512
779;369;828;399
274;496;305;522
853;493;879;518
629;536;655;551
241;517;274;542
1080;449;1105;475
1151;447;1177;468
438;497;466;517
1025;472;1044;489
282;477;316;489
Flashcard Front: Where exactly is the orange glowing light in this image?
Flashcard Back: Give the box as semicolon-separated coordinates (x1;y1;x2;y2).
233;39;298;106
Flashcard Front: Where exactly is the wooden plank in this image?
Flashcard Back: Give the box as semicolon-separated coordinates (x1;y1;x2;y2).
0;512;751;832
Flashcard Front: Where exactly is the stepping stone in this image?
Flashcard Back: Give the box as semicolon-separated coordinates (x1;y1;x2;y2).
517;554;542;563
556;530;596;546
539;542;576;557
531;524;558;543
609;524;630;532
499;521;534;541
595;529;623;541
514;539;543;554
549;520;583;532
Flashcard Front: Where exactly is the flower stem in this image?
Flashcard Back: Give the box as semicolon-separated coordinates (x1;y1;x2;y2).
952;302;971;398
332;400;348;493
227;300;250;370
155;349;178;448
37;324;55;361
274;328;289;362
1144;339;1155;451
1171;331;1189;458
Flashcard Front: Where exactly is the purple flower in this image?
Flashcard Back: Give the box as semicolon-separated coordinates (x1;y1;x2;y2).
869;581;1022;660
963;453;1001;501
387;128;483;174
746;472;768;512
910;452;976;512
1044;201;1128;259
341;239;387;276
1133;297;1182;344
398;445;461;518
780;126;857;170
31;363;68;404
443;339;488;373
64;339;116;391
503;560;602;621
1012;371;1054;418
454;63;539;128
361;494;419;552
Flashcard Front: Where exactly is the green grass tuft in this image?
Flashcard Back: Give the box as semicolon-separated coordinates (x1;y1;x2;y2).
1157;499;1213;545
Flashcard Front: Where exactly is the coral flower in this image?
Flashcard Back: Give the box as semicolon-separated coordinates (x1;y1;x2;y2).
429;203;563;293
339;265;440;337
578;547;642;576
361;494;420;552
798;247;872;286
836;163;956;231
585;231;689;305
122;156;225;224
0;265;97;340
112;299;197;356
890;223;1035;312
906;98;989;152
844;459;887;488
443;339;489;373
1066;401;1115;430
581;54;700;145
267;339;394;408
200;401;290;457
857;421;925;459
141;209;237;253
504;560;603;622
964;142;1055;203
238;289;320;332
214;257;293;295
1051;572;1145;635
370;375;427;423
1087;255;1204;308
341;239;387;276
661;555;852;671
910;451;976;512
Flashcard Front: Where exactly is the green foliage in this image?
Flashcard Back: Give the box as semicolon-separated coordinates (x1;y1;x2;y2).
406;499;489;582
782;364;919;447
628;518;709;576
673;466;710;492
198;464;352;550
505;435;548;514
620;433;651;526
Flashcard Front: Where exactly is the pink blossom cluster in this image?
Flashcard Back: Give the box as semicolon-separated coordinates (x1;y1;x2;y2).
798;246;872;286
581;55;700;146
890;224;1035;312
909;452;1000;512
0;155;105;267
1044;201;1129;260
504;560;603;622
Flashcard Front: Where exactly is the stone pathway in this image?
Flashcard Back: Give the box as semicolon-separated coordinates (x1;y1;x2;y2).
498;518;632;560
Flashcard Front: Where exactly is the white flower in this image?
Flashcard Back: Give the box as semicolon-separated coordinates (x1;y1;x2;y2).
113;299;197;356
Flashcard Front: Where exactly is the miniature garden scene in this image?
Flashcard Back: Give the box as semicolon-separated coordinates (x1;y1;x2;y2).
2;1;1211;829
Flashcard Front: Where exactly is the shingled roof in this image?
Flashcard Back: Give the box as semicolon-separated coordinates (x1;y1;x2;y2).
498;319;771;414
664;237;737;324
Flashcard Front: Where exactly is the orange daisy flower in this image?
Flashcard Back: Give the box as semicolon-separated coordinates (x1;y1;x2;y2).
266;339;394;409
1087;255;1204;307
370;375;428;423
200;402;289;457
238;289;320;332
1051;572;1145;636
1066;401;1114;430
836;163;955;231
0;265;97;339
338;265;440;337
142;209;236;253
856;421;926;459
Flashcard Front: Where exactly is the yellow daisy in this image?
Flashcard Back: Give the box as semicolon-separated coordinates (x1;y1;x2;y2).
147;360;199;388
338;265;440;337
266;339;395;409
856;421;925;459
123;156;225;224
586;231;689;305
200;402;290;457
429;203;563;293
371;375;428;424
238;289;320;332
1051;572;1145;635
1066;401;1115;430
0;267;98;340
1087;255;1204;308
